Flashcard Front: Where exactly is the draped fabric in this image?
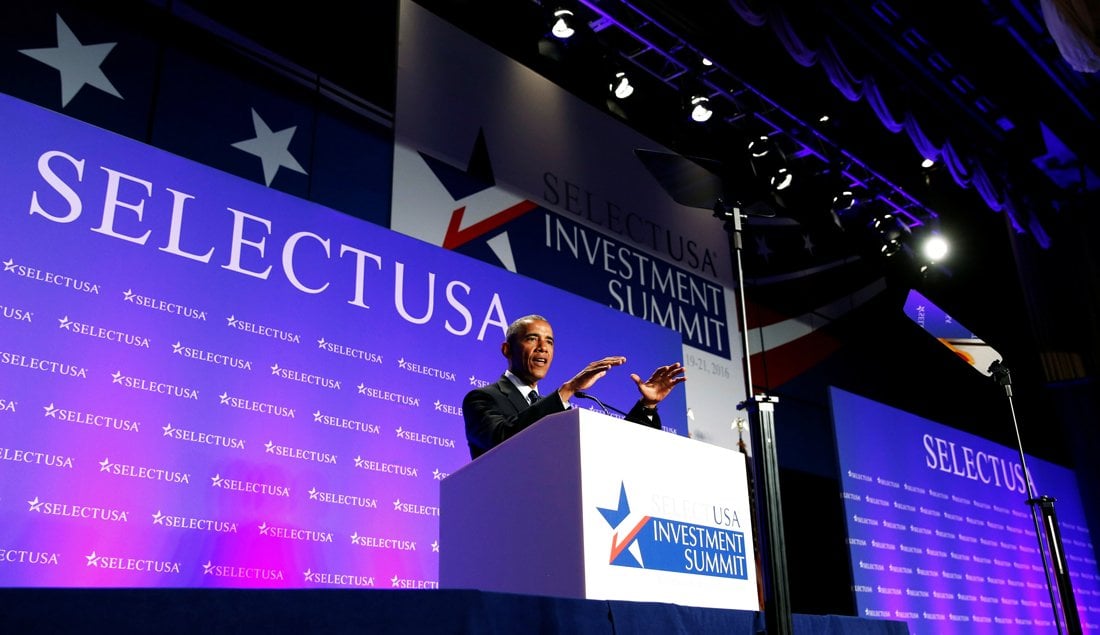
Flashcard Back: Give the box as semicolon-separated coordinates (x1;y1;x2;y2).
725;0;1051;246
1040;0;1100;72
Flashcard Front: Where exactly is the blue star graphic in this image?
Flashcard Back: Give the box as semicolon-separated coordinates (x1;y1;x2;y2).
597;482;632;528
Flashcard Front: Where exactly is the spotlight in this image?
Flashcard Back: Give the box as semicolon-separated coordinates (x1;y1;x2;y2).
871;213;911;257
831;190;856;213
770;167;793;191
748;135;774;158
551;8;576;39
689;95;713;122
920;157;935;169
609;71;634;99
921;233;949;262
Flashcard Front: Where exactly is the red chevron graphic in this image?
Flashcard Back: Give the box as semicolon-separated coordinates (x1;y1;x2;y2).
442;199;538;250
608;515;651;564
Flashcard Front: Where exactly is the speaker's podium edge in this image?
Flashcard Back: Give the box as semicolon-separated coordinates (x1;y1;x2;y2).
439;408;759;610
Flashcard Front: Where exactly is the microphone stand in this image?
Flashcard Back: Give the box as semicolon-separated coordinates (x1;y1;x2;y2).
989;361;1081;635
719;200;793;635
574;391;629;417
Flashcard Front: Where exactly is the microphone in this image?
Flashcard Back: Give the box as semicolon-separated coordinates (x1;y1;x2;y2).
574;391;629;417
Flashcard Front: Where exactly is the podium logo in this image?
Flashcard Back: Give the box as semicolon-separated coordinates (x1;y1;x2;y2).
597;482;749;580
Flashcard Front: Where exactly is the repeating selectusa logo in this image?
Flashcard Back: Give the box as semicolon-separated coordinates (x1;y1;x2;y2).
2;257;101;294
1;303;33;324
85;550;182;575
257;521;334;543
350;532;416;551
394;426;456;449
219;391;295;418
303;568;375;587
226;315;301;344
467;374;490;388
308;486;378;509
0;397;16;414
0;548;61;567
0;446;74;469
356;383;420;407
27;496;129;523
396;357;456;382
172;341;253;371
264;440;337;465
152;510;239;533
203;560;285;582
312;409;381;434
432;399;462;416
210;473;291;497
390;574;438;589
391;498;440;517
44;402;140;433
316;337;383;364
162;422;246;450
270;362;341;390
112;370;199;400
0;350;88;379
57;315;150;349
431;468;449;480
122;288;208;321
99;457;191;484
352;455;418;478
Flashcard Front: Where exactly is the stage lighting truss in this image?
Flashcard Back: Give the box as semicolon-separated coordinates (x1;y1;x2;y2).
553;0;938;233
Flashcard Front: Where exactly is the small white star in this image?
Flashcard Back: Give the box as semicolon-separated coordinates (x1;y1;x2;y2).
2;258;15;272
19;15;122;107
231;109;307;186
172;342;183;354
123;289;135;302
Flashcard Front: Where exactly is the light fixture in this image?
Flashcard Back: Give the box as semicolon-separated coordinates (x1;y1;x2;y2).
748;135;775;158
689;95;713;122
551;8;575;39
747;134;792;192
920;232;949;263
920;157;935;169
609;71;634;99
770;167;793;191
870;212;911;257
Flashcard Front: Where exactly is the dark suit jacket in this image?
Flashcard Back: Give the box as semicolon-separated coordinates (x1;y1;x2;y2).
463;375;661;459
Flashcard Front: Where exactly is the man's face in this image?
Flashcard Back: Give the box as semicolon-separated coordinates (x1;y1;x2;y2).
503;319;554;385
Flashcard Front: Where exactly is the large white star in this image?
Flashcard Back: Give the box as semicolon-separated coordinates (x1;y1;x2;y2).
19;14;122;107
231;108;307;186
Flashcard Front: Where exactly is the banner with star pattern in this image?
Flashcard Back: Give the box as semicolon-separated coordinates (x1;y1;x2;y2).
0;92;686;587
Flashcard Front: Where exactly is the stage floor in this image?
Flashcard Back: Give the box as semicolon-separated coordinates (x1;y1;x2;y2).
0;588;910;634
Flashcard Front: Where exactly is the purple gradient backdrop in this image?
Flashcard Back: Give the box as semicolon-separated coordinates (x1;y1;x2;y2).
0;94;687;588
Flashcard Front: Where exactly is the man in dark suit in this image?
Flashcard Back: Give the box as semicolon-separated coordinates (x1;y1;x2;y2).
463;314;686;459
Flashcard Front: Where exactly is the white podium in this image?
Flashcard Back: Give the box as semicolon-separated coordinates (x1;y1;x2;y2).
439;408;759;610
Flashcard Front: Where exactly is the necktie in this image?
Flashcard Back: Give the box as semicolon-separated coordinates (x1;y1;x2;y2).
528;390;540;405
